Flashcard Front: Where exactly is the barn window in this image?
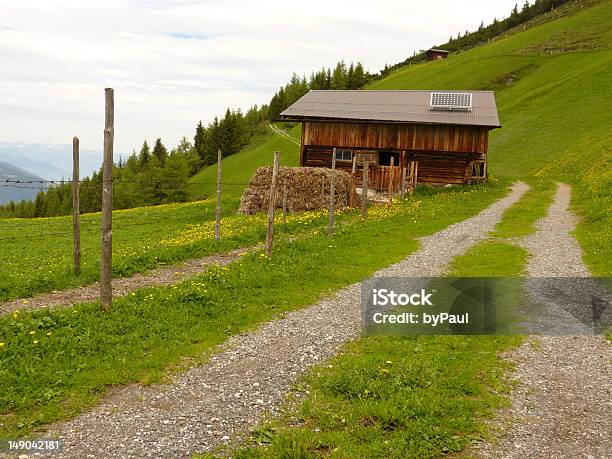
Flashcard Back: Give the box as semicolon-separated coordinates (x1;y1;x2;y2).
378;151;400;166
335;149;353;161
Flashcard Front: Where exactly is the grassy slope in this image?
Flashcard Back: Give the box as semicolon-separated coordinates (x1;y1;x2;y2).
187;126;301;204
0;202;271;302
2;1;610;448
0;126;300;302
227;5;612;457
228;175;556;458
369;0;612;275
0;182;512;437
230;193;534;459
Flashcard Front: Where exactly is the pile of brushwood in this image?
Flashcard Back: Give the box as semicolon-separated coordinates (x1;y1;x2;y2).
239;166;359;214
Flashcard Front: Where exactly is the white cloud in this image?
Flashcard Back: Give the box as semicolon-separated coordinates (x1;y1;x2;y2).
0;0;518;154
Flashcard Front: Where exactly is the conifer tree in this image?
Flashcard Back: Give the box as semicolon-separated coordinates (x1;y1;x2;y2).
331;61;348;89
194;120;206;161
353;62;367;88
139;140;151;167
152;138;168;165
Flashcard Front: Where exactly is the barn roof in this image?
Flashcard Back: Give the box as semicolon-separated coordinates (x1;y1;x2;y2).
427;48;450;53
279;90;501;128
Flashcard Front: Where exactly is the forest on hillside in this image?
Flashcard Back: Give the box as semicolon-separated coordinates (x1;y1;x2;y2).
0;60;370;218
0;0;569;218
382;0;574;75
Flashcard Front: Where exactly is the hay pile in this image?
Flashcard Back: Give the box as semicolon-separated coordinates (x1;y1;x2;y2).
238;166;359;214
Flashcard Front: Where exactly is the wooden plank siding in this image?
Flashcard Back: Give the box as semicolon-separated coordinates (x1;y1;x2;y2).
303;122;489;154
301;121;490;188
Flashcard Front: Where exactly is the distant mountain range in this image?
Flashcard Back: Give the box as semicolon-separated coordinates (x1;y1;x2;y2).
0;141;123;205
0;161;48;204
0;141;107;181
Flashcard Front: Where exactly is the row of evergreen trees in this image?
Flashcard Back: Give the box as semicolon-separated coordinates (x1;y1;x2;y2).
383;0;572;75
442;0;571;52
193;106;269;166
0;138;199;218
0;59;363;218
268;61;370;120
0;105;272;218
0;0;566;219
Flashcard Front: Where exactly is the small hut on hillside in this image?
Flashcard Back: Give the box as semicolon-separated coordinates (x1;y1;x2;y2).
278;90;501;191
426;48;450;60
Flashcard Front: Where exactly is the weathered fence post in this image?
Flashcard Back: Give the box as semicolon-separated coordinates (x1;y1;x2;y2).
328;147;337;235
320;180;325;205
215;149;222;241
361;161;369;219
72;136;81;275
350;155;357;207
409;161;419;196
400;151;407;199
282;184;288;224
388;156;395;204
100;88;114;311
265;151;280;256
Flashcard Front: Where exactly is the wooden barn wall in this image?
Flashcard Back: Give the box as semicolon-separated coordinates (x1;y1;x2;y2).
303;121;489;154
305;148;473;187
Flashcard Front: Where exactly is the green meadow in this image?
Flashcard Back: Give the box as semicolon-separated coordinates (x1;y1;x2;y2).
0;1;610;455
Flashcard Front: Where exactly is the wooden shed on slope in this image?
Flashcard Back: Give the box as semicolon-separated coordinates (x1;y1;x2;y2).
278;90;501;191
426;48;450;60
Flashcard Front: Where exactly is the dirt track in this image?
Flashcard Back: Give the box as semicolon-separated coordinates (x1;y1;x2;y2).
30;183;528;458
474;183;611;458
0;247;251;317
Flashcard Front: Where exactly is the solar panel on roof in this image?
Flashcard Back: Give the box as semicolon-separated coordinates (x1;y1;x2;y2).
430;92;472;112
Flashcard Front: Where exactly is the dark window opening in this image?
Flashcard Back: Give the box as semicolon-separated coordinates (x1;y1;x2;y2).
378;151;400;166
471;161;486;178
335;149;353;161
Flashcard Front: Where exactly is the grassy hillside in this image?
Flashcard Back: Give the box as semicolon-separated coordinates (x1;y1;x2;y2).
0;181;513;437
3;2;610;448
369;0;612;275
187;125;301;205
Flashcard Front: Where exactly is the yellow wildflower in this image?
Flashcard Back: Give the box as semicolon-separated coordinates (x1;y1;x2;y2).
29;330;36;335
0;342;5;348
46;332;52;337
33;340;39;344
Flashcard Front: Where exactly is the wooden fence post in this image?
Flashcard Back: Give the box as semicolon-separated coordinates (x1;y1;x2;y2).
400;151;407;199
215;149;222;241
282;184;288;224
350;155;357;207
72;136;81;275
388;156;394;204
320;180;325;205
408;161;415;196
361;161;369;219
100;88;114;311
265;151;280;256
328;147;337;235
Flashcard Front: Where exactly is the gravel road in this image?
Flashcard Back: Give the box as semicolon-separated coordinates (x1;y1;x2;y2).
474;183;612;459
18;182;527;459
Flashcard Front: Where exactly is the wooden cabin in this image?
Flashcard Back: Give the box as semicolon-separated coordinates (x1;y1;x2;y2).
426;49;450;60
278;90;501;191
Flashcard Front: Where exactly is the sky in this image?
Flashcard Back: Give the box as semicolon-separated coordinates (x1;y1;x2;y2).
0;0;519;155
